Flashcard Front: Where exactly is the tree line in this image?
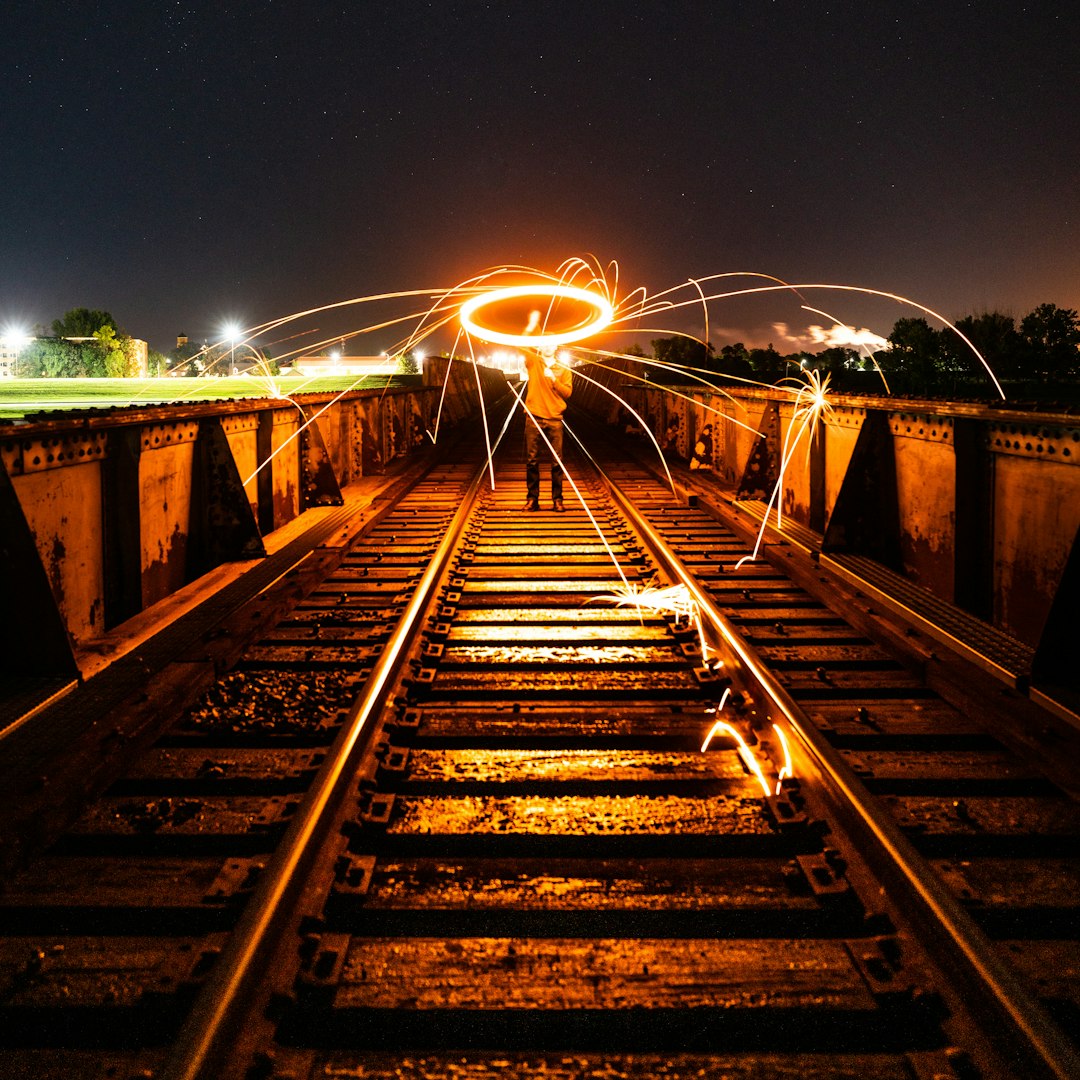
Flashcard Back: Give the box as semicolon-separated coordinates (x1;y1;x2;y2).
16;308;167;377
643;303;1080;398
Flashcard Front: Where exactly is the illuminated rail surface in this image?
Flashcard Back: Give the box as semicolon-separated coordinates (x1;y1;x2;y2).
1;428;1080;1080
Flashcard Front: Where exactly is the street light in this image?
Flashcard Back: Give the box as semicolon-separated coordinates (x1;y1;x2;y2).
221;322;243;376
1;326;32;378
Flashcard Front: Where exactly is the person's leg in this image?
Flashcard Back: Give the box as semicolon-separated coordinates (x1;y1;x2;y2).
546;418;565;503
524;418;541;507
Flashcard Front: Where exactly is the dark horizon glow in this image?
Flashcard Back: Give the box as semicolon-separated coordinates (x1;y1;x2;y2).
3;2;1077;354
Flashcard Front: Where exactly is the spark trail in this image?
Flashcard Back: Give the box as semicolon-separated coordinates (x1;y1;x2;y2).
163;256;1004;575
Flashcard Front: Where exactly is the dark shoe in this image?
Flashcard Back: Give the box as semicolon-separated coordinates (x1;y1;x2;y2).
552;499;565;512
521;499;540;512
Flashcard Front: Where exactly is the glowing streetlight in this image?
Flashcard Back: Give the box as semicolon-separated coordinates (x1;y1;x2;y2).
222;321;242;375
1;326;31;347
1;325;32;378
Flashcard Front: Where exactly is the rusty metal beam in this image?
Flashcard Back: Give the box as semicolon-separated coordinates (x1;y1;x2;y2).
953;417;995;621
357;397;385;475
1031;521;1080;693
735;400;780;501
822;409;902;570
0;457;78;679
188;418;266;581
256;412;275;534
300;407;344;508
102;427;144;629
808;419;826;534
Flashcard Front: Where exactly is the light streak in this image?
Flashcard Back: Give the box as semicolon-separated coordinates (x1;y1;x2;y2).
464;331;497;490
700;694;794;797
590;580;713;660
593;580;697;620
772;723;793;794
459;284;615;348
581;350;765;438
734;366;835;569
563;364;680;493
117;257;1005;584
158;262;1004;407
701;709;772;800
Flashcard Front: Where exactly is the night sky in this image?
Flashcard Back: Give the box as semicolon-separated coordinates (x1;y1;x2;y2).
4;2;1078;355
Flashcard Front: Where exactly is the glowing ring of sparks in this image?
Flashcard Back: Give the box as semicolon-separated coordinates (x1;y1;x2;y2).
459;284;614;347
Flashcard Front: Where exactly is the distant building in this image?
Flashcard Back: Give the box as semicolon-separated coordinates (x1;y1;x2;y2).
127;338;148;376
0;338;27;378
0;335;149;378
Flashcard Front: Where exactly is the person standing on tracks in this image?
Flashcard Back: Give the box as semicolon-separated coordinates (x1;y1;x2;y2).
522;346;572;512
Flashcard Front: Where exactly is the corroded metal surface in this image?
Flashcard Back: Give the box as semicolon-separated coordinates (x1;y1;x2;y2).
607;458;1080;1076
2;447;1079;1080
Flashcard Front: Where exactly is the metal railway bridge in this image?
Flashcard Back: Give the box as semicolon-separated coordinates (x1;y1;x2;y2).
1;361;1079;1080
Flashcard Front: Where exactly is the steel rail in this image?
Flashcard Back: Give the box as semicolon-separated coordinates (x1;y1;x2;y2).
602;470;1080;1080
160;456;490;1080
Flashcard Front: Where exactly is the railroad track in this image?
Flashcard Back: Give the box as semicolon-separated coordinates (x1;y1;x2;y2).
1;422;1079;1080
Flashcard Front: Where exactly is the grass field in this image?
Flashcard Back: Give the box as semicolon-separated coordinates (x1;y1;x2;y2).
0;375;419;420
